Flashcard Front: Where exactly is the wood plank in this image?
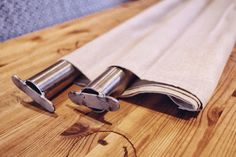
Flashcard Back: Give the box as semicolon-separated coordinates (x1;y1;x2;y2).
0;0;236;156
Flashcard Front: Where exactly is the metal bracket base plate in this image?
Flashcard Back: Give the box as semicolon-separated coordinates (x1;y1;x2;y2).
12;75;55;112
68;91;120;112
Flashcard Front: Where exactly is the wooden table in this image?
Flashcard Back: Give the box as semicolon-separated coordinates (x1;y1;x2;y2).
1;0;236;156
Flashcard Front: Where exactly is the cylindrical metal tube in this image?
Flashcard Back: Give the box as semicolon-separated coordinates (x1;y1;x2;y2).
69;67;137;112
12;60;81;112
84;67;134;97
26;60;79;99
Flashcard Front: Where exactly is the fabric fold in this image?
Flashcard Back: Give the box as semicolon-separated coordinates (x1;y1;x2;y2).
62;0;236;111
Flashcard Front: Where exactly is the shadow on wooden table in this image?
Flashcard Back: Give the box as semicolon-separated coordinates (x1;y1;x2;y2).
66;92;199;123
122;93;199;120
72;107;113;126
68;93;199;123
20;100;59;118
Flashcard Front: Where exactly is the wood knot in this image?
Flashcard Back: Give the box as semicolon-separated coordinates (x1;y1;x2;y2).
207;107;224;126
61;123;90;136
30;36;42;41
0;63;8;68
67;29;90;35
232;89;236;97
98;139;108;146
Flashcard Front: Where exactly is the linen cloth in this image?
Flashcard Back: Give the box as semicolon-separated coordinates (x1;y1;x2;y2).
63;0;236;111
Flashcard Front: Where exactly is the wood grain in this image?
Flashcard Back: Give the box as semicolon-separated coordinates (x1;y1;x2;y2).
0;0;236;156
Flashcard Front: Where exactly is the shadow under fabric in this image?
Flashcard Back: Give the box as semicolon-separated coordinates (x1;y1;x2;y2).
62;0;236;111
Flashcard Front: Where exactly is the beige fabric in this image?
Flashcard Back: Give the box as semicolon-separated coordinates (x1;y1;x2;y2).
62;0;236;111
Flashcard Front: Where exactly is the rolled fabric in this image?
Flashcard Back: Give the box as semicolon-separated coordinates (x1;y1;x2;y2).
62;0;236;111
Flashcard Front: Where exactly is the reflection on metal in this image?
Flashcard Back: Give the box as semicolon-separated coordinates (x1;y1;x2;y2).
12;60;80;112
69;67;136;112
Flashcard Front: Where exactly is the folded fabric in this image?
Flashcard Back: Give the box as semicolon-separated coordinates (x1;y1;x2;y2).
62;0;236;111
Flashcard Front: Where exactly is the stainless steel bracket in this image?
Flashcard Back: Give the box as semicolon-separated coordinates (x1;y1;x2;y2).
12;60;80;112
69;67;136;112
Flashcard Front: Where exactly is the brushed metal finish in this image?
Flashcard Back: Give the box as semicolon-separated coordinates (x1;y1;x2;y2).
87;67;133;97
12;75;55;112
27;60;78;98
12;60;80;112
69;67;136;112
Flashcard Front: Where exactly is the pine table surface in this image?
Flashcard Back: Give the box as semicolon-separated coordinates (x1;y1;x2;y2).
0;0;236;156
